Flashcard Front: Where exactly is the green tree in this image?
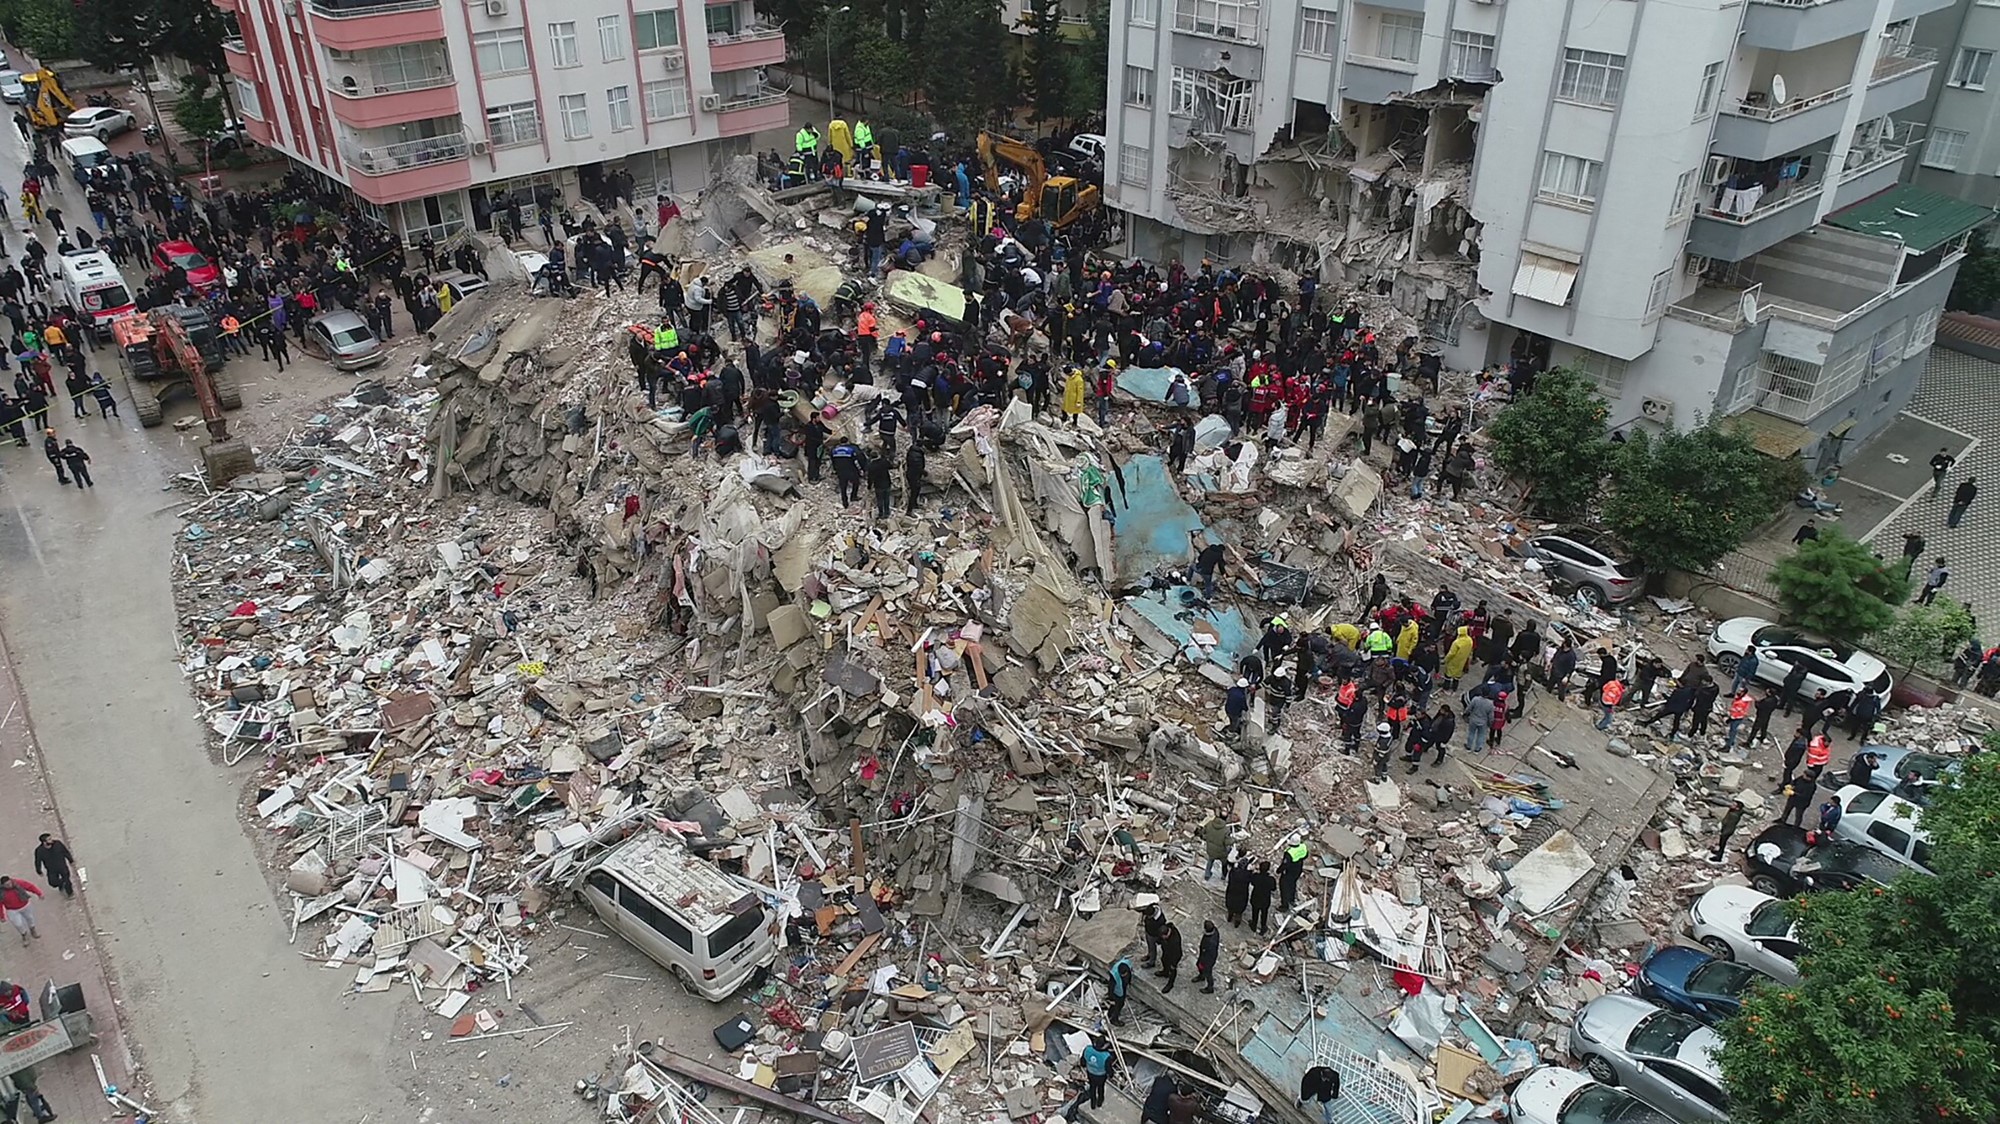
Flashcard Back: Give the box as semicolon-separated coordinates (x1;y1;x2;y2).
74;0;232;75
1485;368;1613;520
1602;424;1781;575
848;30;913;102
1768;529;1909;639
921;0;1012;136
1061;0;1108;123
0;0;75;60
1948;228;2000;314
173;72;224;143
1875;599;1977;678
1020;0;1070;124
1718;753;2000;1124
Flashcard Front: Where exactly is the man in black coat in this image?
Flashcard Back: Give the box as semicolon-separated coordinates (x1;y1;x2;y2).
1247;862;1277;936
1155;921;1183;993
1224;859;1251;927
1195;921;1220;994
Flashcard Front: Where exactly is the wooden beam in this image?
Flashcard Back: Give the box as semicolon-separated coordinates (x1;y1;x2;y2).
643;1045;864;1124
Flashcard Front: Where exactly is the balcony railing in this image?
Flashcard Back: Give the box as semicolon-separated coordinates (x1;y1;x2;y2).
328;70;453;98
1699;178;1822;225
1666;283;1765;332
223;36;247;52
707;25;782;46
718;89;787;111
1753;352;1865;421
341;130;467;175
1839;140;1910;182
307;0;439;17
1345;51;1418;73
1872;44;1937;82
1728;47;1938;121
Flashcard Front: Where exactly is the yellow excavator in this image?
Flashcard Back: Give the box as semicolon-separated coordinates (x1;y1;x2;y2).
976;130;1102;232
19;70;75;129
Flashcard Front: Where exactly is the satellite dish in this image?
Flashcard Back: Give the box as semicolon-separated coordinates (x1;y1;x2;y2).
1771;73;1788;105
1741;290;1759;324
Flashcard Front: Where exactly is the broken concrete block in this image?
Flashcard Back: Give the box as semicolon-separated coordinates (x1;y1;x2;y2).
1482;944;1528;974
1320;824;1364;859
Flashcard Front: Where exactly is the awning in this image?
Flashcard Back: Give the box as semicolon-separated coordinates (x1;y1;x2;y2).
1511;253;1578;307
1826;183;1995;253
1724;411;1815;458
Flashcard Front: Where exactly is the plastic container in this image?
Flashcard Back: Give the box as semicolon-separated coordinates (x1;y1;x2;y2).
910;164;930;188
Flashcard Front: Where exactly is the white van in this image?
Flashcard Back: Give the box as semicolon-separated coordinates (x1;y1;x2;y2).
54;248;134;336
577;831;778;1000
58;136;112;185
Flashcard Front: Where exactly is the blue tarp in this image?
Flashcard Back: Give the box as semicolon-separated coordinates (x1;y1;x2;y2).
1113;365;1186;402
1122;588;1256;672
1110;452;1205;581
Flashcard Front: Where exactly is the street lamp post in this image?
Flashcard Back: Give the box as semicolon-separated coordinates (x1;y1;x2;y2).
826;5;850;119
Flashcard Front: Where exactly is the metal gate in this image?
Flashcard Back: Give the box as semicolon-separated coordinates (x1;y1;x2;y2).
1307;1036;1435;1124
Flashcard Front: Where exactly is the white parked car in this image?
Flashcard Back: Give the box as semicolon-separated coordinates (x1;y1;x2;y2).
1509;1065;1674;1124
1570;996;1730;1123
0;71;25;104
1830;784;1934;875
1686;884;1802;984
62;106;136;140
1705;617;1893;707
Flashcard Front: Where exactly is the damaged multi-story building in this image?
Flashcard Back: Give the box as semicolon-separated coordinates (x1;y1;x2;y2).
1104;0;1992;458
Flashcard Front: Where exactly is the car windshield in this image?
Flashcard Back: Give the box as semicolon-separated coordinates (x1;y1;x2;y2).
1563;1085;1674;1124
1751;625;1854;661
329;324;374;346
170;250;210;271
1746;898;1794;938
1627;1009;1701;1058
1898;753;1951;781
706;907;763;957
1811;842;1902;884
1687;959;1759;997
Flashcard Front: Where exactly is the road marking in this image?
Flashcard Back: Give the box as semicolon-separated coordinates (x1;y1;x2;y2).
1859;428;1981;544
1905;410;1980;444
1841;477;1903;500
2;483;45;572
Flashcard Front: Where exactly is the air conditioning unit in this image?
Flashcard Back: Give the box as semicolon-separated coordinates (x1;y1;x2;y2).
699;92;722;111
471;140;491;155
662;50;686;73
1704;154;1731;186
1640;396;1675;422
483;0;508;15
1685;254;1711;276
327;47;354;60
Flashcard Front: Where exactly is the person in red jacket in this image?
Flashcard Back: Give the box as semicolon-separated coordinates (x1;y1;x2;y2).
0;877;42;944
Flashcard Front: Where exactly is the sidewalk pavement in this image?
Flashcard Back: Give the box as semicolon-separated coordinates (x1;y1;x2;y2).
0;630;142;1122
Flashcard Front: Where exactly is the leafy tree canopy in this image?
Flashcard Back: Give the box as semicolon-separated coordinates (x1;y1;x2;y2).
1947;228;2000;315
1484;368;1613;520
1768;529;1909;639
1875;599;1977;676
1603;424;1782;575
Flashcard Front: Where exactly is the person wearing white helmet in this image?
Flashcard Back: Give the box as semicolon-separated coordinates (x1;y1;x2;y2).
1373;721;1396;781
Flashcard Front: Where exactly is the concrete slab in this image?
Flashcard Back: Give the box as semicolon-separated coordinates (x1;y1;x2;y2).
1121;589;1257;674
1111;454;1207;582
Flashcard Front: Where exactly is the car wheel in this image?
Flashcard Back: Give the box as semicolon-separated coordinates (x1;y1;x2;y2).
1750;874;1782;897
1578;583;1607;607
1714;651;1741;673
1584;1054;1618;1085
671;967;700;997
1701;936;1735;961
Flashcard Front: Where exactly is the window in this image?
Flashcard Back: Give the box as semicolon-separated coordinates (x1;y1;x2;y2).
598;14;625;61
634;9;680;51
1174;0;1259;40
1870;318;1907;375
1845;790;1888;815
705;4;738;36
1129;0;1158;26
473;28;530;75
485;100;541;148
232;76;262;119
1572;350;1628;397
1374;12;1422;63
1120;144;1150;187
1868;821;1913;857
708;908;763;957
1448;31;1495;80
1298;7;1336;57
1694;60;1722;119
607;85;633;131
1721;361;1759;415
1645;269;1672;322
1952;47;1993;89
1670;169;1697;223
1170;66;1198;115
1125;65;1154;107
1923;128;1967;169
1539;151;1602;206
547;21;579;67
1907;307;1941;356
1558;48;1626;107
642;77;691;120
1653;1065;1727;1112
617;884;695;951
1219;78;1254;129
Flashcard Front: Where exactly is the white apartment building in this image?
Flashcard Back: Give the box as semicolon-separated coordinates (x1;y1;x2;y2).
1104;0;1989;464
216;0;789;240
1911;0;2000;207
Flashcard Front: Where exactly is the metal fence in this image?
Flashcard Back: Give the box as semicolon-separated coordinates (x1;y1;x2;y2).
1709;546;1787;604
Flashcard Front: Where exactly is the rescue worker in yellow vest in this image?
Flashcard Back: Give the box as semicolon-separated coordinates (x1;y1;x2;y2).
795;124;821;181
437;281;456;314
653;323;680;354
784;152;809;188
969;195;997;237
1277;839;1309;912
852;120;875;173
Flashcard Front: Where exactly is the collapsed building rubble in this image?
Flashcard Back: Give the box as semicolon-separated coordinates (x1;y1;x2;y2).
163;170;1994;1124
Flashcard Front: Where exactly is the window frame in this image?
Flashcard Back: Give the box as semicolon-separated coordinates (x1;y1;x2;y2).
642;77;691;121
1169;66;1199;116
1447;30;1495;81
1298;7;1336;57
1952;47;1993;89
1645;268;1672;322
1694;60;1722;119
1120;143;1150;187
1375;11;1422;64
472;28;530;77
633;9;681;52
704;4;738;37
485;100;542;148
548;20;579;68
1923;128;1968;170
1129;0;1158;27
1558;47;1627;108
1173;0;1260;40
1124;64;1154;108
1670;168;1697;224
1538;151;1603;208
607;85;634;132
598;14;626;62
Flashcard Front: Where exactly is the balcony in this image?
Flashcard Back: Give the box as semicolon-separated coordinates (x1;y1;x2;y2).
1715;46;1936;160
714;90;789;137
1667;283;1767;334
707;26;786;71
307;0;447;53
1689;140;1911;262
1860;44;1936;120
339;131;472;204
324;50;457;128
223;38;256;79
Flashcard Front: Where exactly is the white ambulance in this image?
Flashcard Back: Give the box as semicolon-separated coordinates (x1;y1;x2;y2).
54;248;135;338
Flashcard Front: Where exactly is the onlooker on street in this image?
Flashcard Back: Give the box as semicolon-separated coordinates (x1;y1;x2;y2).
1710;799;1746;864
1948;478;1978;529
0;877;42;944
31;835;72;898
1916;559;1950;605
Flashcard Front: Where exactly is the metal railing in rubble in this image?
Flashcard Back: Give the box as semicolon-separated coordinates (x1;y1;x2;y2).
1308;1035;1437;1124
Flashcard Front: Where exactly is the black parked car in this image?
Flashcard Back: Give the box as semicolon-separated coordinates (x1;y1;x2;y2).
1743;824;1904;898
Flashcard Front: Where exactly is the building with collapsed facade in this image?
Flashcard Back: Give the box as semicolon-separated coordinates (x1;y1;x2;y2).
1103;0;1992;463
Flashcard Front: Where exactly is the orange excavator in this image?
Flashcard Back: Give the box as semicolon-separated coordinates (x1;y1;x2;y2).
111;304;254;479
975;131;1103;233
